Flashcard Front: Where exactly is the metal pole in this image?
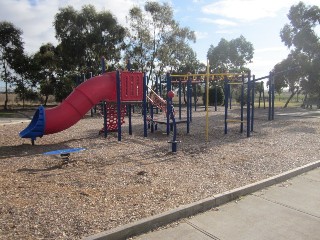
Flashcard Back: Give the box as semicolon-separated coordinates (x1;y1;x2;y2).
214;80;218;112
268;72;272;121
150;101;154;133
271;73;275;120
240;74;244;133
224;77;228;134
103;101;107;138
179;79;182;120
116;71;122;141
251;75;255;132
189;77;192;122
128;104;132;135
143;73;148;137
205;60;210;141
166;73;171;135
90;72;94;117
155;75;159;114
229;84;232;109
187;76;191;133
246;72;251;138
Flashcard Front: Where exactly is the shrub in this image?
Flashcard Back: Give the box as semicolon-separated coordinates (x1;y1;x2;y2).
203;86;224;106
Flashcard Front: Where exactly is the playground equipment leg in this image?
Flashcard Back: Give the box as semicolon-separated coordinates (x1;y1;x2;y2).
240;74;244;133
251;75;255;132
116;71;121;141
143;73;148;137
224;77;228;134
128;104;132;135
246;73;251;138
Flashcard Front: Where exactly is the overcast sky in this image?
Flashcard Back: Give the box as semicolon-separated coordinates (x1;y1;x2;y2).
1;0;319;78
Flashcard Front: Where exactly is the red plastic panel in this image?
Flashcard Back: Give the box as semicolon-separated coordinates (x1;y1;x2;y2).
121;71;143;101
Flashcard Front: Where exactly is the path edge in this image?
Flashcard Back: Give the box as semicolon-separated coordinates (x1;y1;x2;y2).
83;160;320;240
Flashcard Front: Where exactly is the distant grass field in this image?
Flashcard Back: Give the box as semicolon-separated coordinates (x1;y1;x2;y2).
0;93;56;110
0;90;307;117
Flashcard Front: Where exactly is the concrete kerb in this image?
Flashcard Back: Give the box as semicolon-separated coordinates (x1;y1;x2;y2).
82;160;320;240
0;119;30;126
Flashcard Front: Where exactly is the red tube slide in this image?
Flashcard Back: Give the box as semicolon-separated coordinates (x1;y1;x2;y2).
44;72;117;134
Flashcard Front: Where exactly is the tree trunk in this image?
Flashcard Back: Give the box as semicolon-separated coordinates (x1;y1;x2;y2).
258;91;262;108
3;61;8;110
283;89;300;108
44;95;49;106
4;81;8;110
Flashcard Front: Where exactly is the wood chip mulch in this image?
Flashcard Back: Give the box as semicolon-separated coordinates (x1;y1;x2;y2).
0;106;319;240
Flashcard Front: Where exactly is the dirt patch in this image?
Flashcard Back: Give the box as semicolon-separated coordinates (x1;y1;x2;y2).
0;106;319;240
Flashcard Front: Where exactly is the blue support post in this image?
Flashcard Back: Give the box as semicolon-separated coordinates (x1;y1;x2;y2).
229;84;232;109
90;72;94;117
179;79;182;120
103;101;107;138
155;75;159;114
166;73;171;136
128;104;132;135
116;71;121;141
240;74;244;133
143;73;148;137
188;76;192;122
251;75;255;132
224;77;228;134
271;74;275;120
268;72;272;121
194;85;197;112
214;80;218;112
186;76;191;133
150;101;154;133
246;72;251;138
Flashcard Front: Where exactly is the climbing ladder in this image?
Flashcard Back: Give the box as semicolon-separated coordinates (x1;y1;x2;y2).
147;87;167;114
99;103;126;134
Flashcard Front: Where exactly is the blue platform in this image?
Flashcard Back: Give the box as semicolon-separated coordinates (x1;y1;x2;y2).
43;147;86;156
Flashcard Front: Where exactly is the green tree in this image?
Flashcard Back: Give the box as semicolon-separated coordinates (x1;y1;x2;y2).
175;46;205;74
12;53;36;108
255;82;265;108
32;43;58;106
54;5;126;74
0;21;24;109
279;1;320;104
203;86;224;106
207;35;254;73
273;52;304;107
125;1;196;83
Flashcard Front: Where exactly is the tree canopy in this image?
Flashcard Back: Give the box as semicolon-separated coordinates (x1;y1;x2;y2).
0;21;24;109
125;1;196;82
277;1;320;105
207;35;254;73
54;5;126;73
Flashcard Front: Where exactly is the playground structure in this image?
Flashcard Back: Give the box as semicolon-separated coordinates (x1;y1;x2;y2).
19;58;276;151
169;69;275;140
19;68;183;151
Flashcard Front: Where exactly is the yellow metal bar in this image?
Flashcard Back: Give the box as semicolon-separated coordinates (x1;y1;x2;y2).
205;59;210;142
171;73;243;78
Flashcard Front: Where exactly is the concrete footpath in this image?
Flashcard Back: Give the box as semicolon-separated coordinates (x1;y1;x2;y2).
0;118;30;126
136;166;320;240
84;161;320;240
